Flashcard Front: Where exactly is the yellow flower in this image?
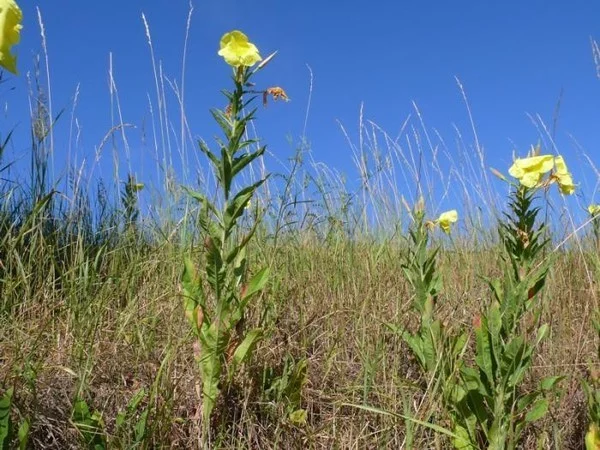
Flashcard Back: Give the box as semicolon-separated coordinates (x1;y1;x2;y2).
508;155;554;188
0;0;22;75
552;155;575;195
218;30;262;68
585;423;600;450
589;204;600;216
437;210;458;234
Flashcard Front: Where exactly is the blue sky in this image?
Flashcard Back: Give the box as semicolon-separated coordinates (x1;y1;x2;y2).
3;1;600;220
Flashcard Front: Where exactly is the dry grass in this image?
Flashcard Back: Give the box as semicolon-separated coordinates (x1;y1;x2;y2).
1;234;598;448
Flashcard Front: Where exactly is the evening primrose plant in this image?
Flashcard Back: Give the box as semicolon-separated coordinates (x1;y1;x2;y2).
0;0;22;75
583;312;600;450
388;201;467;437
446;152;573;449
181;30;286;434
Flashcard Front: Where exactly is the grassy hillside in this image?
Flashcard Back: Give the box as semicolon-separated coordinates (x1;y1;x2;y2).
1;13;600;450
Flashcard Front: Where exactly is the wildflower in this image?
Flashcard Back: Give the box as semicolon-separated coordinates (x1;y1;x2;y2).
0;0;23;75
550;155;575;195
218;30;262;68
585;423;600;450
589;204;600;216
436;210;458;234
508;155;554;188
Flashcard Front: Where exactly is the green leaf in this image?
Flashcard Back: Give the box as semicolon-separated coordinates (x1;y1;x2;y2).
231;329;263;370
231;146;266;180
535;323;549;346
475;315;495;389
288;409;307;426
342;403;462;441
134;409;148;444
242;267;270;301
205;237;226;299
452;332;469;359
210;108;233;137
223;179;266;234
516;391;539;414
115;388;146;432
452;423;478;450
400;331;426;370
0;388;14;449
540;375;564;391
525;399;549;423
17;418;29;450
198;139;222;177
182;258;207;330
182;257;199;300
198;323;230;424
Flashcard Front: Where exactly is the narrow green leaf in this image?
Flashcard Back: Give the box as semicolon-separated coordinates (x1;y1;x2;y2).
231;329;263;374
342;403;462;440
134;409;148;444
17;419;29;450
475;315;495;388
535;323;549;346
0;388;14;449
540;375;564;391
242;267;270;300
231;146;266;179
223;179;266;234
525;399;549;422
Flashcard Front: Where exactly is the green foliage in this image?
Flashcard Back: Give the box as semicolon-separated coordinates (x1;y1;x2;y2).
121;173;144;230
0;388;30;450
71;397;107;450
389;204;468;443
181;65;274;434
450;186;562;450
0;388;13;450
400;208;441;325
262;355;308;426
113;388;150;449
583;312;600;449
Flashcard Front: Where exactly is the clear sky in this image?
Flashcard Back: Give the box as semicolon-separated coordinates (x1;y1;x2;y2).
3;1;600;220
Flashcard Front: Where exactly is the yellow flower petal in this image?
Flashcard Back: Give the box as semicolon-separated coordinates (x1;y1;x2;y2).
520;172;543;189
0;0;22;75
437;210;458;234
553;156;576;195
508;155;554;188
589;204;600;216
217;30;262;68
554;155;569;175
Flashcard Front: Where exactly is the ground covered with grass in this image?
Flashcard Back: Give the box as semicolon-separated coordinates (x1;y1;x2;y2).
0;223;598;448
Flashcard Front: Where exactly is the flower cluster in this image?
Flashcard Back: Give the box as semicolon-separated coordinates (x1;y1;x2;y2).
508;153;575;194
0;0;22;74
